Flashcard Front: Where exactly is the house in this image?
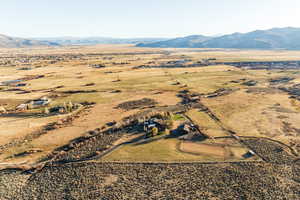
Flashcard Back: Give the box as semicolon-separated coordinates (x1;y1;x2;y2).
90;64;105;68
16;97;51;111
144;119;158;132
30;97;51;106
16;104;28;110
144;118;166;137
178;123;207;141
16;83;27;87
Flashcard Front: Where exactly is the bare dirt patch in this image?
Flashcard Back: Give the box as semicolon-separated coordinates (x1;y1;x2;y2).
180;142;225;157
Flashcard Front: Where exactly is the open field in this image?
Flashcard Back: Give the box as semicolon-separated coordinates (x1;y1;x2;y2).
186;109;228;137
0;45;300;199
102;138;202;162
179;139;252;160
102;136;256;162
201;89;300;146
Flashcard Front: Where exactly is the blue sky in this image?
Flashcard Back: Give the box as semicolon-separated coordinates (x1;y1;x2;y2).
1;0;300;38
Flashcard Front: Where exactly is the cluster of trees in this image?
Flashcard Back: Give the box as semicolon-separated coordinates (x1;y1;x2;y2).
146;119;173;138
44;101;81;115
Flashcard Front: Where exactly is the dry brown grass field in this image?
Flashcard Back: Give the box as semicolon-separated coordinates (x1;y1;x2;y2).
1;45;300;199
0;44;299;165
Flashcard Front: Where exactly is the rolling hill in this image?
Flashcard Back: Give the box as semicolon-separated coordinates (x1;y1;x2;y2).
3;27;300;49
0;34;59;48
197;27;300;49
136;35;212;48
137;27;300;49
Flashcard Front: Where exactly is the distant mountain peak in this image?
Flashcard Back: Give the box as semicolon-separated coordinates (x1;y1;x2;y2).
137;27;300;49
3;27;300;49
136;35;212;48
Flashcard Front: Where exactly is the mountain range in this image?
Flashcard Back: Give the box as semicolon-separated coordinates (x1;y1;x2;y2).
137;27;300;49
1;27;300;49
136;35;212;48
0;35;168;48
0;34;59;48
32;37;170;46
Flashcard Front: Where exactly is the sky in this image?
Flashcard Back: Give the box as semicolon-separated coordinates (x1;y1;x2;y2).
1;0;300;38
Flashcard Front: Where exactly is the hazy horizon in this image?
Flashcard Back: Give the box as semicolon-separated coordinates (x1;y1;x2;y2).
1;0;300;38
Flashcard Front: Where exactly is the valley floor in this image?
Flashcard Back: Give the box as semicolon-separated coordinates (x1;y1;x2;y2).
0;45;300;199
